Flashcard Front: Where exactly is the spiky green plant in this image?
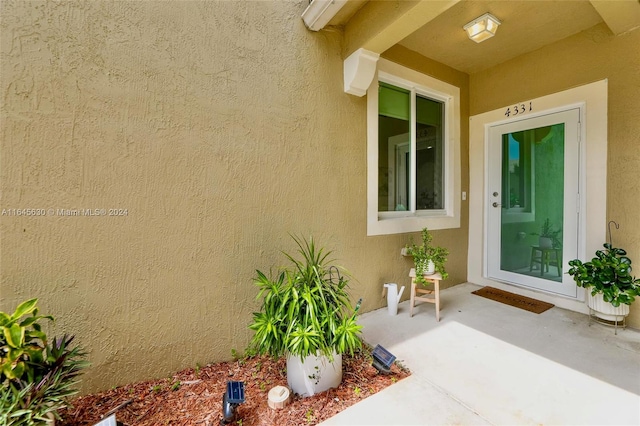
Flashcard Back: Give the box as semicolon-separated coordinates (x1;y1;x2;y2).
248;235;362;360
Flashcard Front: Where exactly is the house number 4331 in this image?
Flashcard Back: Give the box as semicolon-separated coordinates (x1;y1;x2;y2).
505;102;533;117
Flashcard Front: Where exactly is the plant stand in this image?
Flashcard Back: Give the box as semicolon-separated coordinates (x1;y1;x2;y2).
588;309;627;335
409;268;441;321
586;292;629;335
529;246;562;277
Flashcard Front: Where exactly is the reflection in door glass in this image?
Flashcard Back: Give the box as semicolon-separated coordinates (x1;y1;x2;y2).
501;124;564;283
502;135;529;210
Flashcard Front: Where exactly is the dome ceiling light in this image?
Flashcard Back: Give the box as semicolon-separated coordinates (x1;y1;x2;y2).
463;13;501;43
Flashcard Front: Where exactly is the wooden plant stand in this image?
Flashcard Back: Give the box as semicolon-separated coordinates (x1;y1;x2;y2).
409;268;442;321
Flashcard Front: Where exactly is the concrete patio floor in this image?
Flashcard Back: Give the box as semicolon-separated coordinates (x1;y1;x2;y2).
320;283;640;426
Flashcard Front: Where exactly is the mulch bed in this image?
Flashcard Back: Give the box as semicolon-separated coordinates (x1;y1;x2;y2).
59;346;410;426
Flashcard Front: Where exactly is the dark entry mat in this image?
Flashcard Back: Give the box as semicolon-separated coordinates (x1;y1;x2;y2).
472;286;554;314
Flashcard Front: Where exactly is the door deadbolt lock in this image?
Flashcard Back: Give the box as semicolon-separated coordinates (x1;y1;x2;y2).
492;192;499;197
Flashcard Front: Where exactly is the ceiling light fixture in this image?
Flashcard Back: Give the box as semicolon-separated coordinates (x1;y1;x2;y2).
463;13;501;43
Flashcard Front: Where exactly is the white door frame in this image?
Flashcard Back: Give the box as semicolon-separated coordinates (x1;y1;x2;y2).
486;109;580;297
468;80;608;313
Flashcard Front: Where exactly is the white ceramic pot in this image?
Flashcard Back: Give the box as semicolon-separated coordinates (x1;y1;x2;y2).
286;352;342;397
418;259;435;275
586;291;629;322
539;236;553;249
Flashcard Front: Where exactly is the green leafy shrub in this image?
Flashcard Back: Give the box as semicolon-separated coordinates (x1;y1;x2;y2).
248;235;362;360
568;243;640;307
0;299;88;425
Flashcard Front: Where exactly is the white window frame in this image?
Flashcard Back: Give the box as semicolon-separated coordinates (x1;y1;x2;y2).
367;59;461;236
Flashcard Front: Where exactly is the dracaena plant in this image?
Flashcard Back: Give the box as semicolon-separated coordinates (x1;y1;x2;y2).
248;235;362;360
0;299;88;425
568;243;640;307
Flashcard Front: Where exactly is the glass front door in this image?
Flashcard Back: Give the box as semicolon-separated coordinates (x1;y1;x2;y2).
487;109;580;297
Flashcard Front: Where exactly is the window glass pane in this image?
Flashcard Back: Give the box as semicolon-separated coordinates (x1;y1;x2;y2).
533;123;564;247
499;124;565;283
501;126;557;213
378;83;410;212
415;95;444;209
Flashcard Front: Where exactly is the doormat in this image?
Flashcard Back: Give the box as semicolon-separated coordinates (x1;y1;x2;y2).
472;286;554;314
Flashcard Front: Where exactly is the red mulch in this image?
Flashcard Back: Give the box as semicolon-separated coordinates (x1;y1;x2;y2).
59;347;410;426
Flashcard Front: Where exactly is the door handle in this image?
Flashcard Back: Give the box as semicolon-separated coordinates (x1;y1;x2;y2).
492;202;501;208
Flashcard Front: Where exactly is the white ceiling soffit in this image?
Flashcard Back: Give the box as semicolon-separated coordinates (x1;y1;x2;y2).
590;0;640;35
302;0;349;31
330;1;639;83
398;0;605;74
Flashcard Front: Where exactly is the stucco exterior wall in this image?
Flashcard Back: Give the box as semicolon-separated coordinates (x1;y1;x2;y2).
0;1;470;392
470;23;640;328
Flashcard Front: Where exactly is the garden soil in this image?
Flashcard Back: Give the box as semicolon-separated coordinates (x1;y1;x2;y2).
59;347;410;426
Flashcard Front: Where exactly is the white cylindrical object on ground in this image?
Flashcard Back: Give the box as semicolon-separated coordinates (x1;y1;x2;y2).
268;385;291;409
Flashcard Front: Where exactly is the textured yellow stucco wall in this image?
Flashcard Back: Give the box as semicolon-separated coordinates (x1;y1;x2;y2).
470;23;640;328
0;1;470;392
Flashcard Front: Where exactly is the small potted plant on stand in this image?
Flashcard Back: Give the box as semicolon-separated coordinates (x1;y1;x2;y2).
406;228;449;284
532;218;562;249
248;235;362;397
568;243;640;332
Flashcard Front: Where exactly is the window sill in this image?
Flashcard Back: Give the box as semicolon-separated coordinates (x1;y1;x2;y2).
367;214;460;236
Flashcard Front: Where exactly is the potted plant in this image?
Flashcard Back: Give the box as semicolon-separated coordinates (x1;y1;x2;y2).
405;228;449;284
568;243;640;322
0;298;88;424
248;235;362;397
532;218;562;249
